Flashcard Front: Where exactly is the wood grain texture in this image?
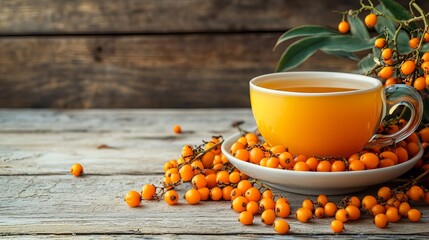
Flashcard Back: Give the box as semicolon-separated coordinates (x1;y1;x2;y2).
0;35;357;108
0;0;364;34
0;109;428;238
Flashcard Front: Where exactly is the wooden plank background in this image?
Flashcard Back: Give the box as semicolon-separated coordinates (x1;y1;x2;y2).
0;0;427;108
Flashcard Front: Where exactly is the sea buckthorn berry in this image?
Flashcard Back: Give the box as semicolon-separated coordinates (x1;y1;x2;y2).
278;152;295;169
245;187;262;202
424;191;429;205
374;38;387;48
362;195;378;211
229;171;241;184
201;151;215;169
407;208;422;222
162;176;173;190
348;159;366;171
374;213;389;229
317;194;329;207
331;219;344;233
385;77;397;86
338;21;350;33
419;127;429;142
422;52;429;62
302;199;314;211
245;132;259;144
335;208;350;223
260;198;276;212
125;190;141;207
377;186;392;201
324;202;338;217
385;197;401;209
209;187;223;201
424;32;429;42
232;196;248;213
371;204;386;216
222;185;233;201
379;159;395;168
395;147;409;164
70;163;84;177
205;174;217;189
261;209;276;225
141;184;156;200
345;205;361;221
382;48;393;60
169;173;181;184
246;201;260;215
164;190;179;205
380;151;398;164
414;76;427;91
270;145;287;155
262;189;274;199
191;160;204;173
385;207;401;223
274;219;290;235
306;157;319;171
275;201;291;218
331;160;346;172
173;124;182;134
364;13;377;27
185;188;201;205
421;61;429;73
314;207;325;218
407;141;420;157
407;185;424;201
293;161;310;171
266;156;280;168
191;174;207;189
316;160;331;172
249;147;265;164
401;60;416;75
237;136;247;147
378;66;393;79
409;37;420;49
398;202;411;217
216;170;230;185
296;207;313;223
234;149;250;162
181;145;193;159
230;141;245;154
348;196;361;208
276;197;290;205
294;154;308;162
238;211;254;225
198;187;210;201
230;188;243;201
360;152;379;169
237;180;253;193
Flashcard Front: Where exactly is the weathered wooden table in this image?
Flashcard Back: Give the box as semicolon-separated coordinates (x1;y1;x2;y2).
1;109;428;239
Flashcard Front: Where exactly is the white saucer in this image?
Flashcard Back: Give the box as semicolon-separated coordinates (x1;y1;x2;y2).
221;130;422;195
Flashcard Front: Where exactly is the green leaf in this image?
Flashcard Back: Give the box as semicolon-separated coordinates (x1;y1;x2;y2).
358;54;377;74
397;30;412;54
274;25;338;49
347;15;370;40
379;0;418;30
276;35;331;72
321;50;360;61
276;35;374;72
321;35;374;52
422;43;429;52
374;5;397;38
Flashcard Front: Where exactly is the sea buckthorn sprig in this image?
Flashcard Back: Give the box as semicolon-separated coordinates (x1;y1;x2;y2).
275;0;429;125
124;126;429;235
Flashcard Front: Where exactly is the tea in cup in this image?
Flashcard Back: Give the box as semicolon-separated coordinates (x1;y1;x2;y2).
250;72;423;157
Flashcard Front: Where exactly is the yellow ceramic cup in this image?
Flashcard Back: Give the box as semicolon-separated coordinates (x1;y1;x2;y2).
250;72;423;158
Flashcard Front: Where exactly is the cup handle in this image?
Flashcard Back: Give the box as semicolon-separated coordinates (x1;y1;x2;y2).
369;84;423;146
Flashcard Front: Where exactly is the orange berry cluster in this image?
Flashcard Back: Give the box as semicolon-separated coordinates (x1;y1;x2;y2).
122;125;429;235
337;6;429;91
231;124;428;172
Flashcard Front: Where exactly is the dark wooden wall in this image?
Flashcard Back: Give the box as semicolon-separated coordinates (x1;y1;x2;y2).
0;0;426;108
